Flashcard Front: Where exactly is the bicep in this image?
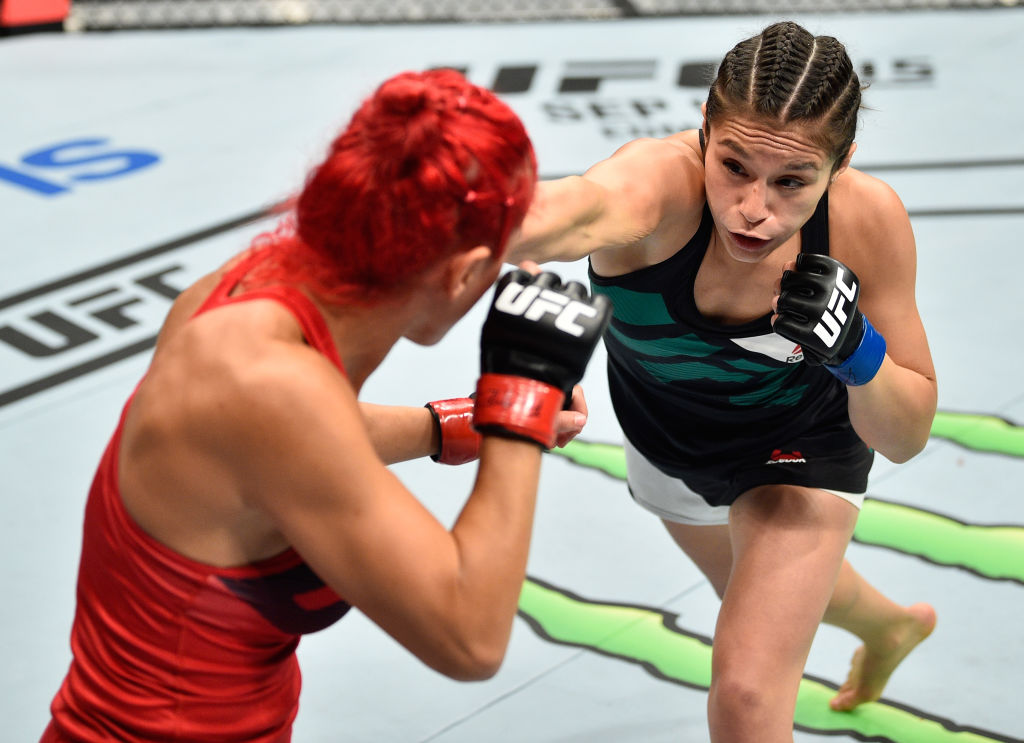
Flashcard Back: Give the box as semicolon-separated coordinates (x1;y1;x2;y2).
508;138;701;264
852;192;935;382
506;175;622;264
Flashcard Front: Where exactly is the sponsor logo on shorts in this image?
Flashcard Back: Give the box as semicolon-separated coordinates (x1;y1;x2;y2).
766;449;807;464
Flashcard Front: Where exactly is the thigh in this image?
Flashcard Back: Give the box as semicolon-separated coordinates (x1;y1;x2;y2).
662;520;732;598
714;484;859;684
624;436;731;524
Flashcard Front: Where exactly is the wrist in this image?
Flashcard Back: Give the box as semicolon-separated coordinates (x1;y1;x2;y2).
425;398;481;465
473;373;565;449
825;315;886;386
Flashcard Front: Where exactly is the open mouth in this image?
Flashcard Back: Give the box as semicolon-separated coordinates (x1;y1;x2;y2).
730;232;770;251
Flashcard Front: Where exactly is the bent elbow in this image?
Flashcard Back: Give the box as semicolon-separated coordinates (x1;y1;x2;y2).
877;430;930;464
882;449;915;465
457;657;504;682
435;642;507;682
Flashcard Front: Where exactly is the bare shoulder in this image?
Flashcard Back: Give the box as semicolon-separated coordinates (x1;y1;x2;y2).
184;305;358;463
828;168;915;276
154;248;256;348
826;166;922;343
588;131;706;273
593;131;702;182
119;300;357;563
830;169;912;249
134;301;361;503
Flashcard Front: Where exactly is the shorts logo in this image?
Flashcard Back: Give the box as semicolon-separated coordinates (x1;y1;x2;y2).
766;449;807;464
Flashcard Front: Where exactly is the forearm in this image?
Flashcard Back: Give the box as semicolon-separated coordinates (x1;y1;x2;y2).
359;402;439;464
441;436;542;671
847;356;937;463
385;436;540;680
504;176;607;265
349;268;606;681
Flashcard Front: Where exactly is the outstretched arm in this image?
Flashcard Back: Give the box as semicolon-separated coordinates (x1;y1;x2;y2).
505;134;705;266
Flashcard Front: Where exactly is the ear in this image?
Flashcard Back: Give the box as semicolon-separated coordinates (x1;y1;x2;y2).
441;245;496;301
831;142;857;183
699;103;709;156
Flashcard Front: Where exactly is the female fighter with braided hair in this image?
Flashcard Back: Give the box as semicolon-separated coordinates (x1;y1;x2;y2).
41;69;610;743
507;21;937;742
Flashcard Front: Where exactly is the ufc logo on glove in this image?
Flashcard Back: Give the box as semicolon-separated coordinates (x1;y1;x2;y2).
494;282;600;337
475;269;611;447
813;268;858;348
774;254;886;387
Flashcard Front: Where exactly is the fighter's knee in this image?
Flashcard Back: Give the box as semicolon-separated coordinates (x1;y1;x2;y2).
708;673;770;718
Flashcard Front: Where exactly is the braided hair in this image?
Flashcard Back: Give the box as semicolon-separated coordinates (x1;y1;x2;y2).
706;22;862;168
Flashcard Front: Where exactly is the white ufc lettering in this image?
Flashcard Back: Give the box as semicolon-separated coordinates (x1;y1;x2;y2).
812;268;857;348
494;284;597;337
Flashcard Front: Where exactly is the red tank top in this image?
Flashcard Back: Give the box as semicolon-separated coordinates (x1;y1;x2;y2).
43;254;352;742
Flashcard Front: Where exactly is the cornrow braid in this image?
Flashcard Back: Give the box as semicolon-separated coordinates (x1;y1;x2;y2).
778;37;819;120
751;22;816;117
706;21;863;167
791;39;851;120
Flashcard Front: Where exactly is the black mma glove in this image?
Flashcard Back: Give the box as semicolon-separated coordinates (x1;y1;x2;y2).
474;268;612;448
773;254;886;386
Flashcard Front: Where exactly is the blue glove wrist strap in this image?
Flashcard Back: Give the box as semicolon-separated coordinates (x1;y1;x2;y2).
825;315;886;386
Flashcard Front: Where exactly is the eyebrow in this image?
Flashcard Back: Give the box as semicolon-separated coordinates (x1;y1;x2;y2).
719;138;820;171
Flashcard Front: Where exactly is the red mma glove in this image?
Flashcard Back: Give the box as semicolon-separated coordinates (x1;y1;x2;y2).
425;397;481;465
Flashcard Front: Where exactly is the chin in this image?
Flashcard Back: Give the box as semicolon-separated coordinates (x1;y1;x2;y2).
722;235;775;263
727;250;768;265
404;325;448;346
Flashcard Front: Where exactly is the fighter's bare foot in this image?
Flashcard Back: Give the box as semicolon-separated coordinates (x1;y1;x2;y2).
830;602;937;711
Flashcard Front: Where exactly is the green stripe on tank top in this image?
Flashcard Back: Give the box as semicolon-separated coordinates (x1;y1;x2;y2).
591;284;674;325
637;359;753;384
729;368;807;407
607;324;720;358
634;358;805;406
724;357;778;373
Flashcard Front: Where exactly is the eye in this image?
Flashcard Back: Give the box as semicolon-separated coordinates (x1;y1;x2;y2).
722;159;745;176
776;177;806;190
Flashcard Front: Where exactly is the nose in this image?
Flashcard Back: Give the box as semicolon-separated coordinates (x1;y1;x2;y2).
738;182;768;225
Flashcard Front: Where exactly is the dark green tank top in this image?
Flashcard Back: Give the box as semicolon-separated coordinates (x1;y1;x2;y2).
589;193;859;473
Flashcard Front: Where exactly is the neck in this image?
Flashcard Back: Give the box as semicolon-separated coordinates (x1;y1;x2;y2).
314;295;411;391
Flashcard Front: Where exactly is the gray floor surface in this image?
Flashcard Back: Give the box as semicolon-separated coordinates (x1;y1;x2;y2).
2;9;1022;742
